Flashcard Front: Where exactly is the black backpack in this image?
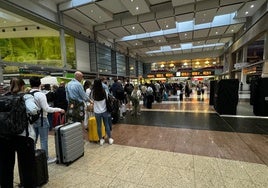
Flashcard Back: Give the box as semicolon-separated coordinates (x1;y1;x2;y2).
0;93;29;136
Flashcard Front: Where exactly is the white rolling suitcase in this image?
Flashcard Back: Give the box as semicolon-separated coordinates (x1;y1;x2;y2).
54;122;84;165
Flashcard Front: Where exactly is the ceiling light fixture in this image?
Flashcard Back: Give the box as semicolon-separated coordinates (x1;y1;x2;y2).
136;6;139;10
250;4;254;8
132;26;135;30
245;11;249;15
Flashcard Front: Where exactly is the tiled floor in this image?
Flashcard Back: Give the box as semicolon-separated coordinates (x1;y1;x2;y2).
13;93;268;188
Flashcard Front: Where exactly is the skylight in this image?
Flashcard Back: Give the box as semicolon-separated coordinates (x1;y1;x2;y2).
120;12;238;42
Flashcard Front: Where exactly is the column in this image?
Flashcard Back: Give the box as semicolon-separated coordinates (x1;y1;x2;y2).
262;31;268;77
241;46;249;90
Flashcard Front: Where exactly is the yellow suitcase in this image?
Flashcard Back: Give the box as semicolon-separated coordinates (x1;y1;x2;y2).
88;117;106;141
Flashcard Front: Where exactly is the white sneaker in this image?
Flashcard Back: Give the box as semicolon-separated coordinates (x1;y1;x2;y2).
108;138;114;145
100;138;105;146
47;157;57;164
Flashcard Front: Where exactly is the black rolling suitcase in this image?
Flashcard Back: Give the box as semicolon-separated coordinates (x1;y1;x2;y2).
55;122;84;165
252;78;268;116
214;79;239;115
19;149;49;187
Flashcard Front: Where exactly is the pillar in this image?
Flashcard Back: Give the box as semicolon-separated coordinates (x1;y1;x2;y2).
262;31;268;77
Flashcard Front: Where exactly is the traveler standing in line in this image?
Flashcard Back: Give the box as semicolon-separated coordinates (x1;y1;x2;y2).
54;81;68;112
101;77;113;129
130;84;142;116
124;79;134;110
65;71;89;124
83;80;93;129
0;78;36;188
91;78;114;146
29;76;65;164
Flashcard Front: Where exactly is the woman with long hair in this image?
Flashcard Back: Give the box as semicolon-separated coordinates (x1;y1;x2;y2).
0;78;36;187
91;78;113;145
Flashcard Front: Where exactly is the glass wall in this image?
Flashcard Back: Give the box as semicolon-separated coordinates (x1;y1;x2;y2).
138;61;143;76
96;43;112;74
116;52;126;76
129;57;136;77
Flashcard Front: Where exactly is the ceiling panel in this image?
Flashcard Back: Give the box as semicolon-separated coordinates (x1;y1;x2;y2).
173;50;183;54
225;23;244;33
164;51;173;55
179;31;193;41
78;4;113;24
120;0;150;15
219;37;232;43
195;8;217;25
182;49;192;53
124;24;146;35
192;48;203;53
236;0;266;18
152;36;167;43
193;29;209;39
64;9;97;25
172;0;195;7
140;21;160;32
216;3;243;15
193;41;206;46
127;40;143;47
98;30;118;39
175;13;194;22
109;27;130;37
209;26;228;36
97;0;127;14
148;0;170;5
206;39;219;44
157;17;176;30
220;0;245;6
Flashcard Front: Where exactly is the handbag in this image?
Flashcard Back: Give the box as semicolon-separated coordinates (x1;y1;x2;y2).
67;99;85;121
86;102;94;112
106;94;115;113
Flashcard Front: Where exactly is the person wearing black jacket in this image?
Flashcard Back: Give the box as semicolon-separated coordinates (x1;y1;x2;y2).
54;82;68;111
0;78;36;188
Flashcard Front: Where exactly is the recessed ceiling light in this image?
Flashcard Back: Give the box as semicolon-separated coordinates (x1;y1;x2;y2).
136;6;139;10
132;26;135;30
166;25;169;28
216;31;218;34
245;11;249;15
231;29;234;32
250;4;254;8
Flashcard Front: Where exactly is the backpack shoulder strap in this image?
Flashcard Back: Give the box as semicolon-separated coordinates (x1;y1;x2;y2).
29;90;40;96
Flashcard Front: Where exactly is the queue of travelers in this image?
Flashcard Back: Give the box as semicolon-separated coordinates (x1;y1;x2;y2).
0;72;209;188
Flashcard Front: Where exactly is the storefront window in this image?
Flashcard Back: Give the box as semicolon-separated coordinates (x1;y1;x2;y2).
0;36;75;73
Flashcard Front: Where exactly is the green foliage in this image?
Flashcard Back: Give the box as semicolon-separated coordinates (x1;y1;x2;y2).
0;36;76;72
